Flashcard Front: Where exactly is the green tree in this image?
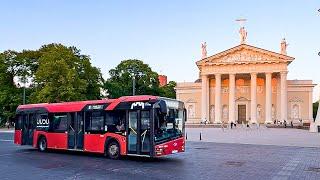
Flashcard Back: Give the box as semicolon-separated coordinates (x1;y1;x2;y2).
104;59;160;98
0;51;23;126
159;81;176;99
314;101;319;119
31;44;103;103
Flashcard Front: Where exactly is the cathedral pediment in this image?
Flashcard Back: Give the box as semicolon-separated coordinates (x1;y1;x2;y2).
196;44;294;67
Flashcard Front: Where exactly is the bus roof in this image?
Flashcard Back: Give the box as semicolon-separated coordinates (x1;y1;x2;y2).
17;95;159;113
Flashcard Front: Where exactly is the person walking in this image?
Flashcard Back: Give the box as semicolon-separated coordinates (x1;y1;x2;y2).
5;121;10;129
284;120;287;128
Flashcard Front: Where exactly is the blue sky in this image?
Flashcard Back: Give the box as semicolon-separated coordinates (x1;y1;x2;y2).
1;1;319;89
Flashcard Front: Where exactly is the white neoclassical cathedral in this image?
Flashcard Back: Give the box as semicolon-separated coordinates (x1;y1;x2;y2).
176;28;315;125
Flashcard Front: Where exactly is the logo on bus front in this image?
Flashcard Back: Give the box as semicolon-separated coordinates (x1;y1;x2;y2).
130;102;151;109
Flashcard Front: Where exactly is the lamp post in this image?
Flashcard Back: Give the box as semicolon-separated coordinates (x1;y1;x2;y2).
132;73;136;96
129;67;143;96
316;52;320;122
23;85;26;104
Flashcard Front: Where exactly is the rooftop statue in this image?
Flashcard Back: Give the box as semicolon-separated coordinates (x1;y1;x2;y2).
201;42;207;59
280;38;288;55
239;27;247;44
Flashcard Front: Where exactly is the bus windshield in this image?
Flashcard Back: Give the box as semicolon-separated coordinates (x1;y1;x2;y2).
154;108;184;143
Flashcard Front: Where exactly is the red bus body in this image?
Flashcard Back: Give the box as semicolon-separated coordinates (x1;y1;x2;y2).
14;96;186;158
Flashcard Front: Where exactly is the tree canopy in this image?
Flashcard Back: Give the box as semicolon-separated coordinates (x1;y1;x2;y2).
104;59;176;99
0;44;103;126
104;59;160;98
30;44;103;103
0;46;177;127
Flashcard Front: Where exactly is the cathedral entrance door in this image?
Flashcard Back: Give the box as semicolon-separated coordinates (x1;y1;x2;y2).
238;105;246;124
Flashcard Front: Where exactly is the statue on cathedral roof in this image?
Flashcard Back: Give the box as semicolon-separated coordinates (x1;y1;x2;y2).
239;26;247;44
280;38;288;55
201;42;207;59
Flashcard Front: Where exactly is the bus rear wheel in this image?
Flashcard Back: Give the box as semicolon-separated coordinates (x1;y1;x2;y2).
106;141;120;160
38;137;47;152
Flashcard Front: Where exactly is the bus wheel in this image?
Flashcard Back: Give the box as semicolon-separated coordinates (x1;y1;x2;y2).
38;137;47;152
107;141;120;160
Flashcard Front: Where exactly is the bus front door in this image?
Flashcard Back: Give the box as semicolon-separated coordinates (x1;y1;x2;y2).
21;113;35;146
68;113;84;150
127;110;152;156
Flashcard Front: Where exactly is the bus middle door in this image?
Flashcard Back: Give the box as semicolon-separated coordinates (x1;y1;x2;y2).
68;112;84;150
127;110;151;156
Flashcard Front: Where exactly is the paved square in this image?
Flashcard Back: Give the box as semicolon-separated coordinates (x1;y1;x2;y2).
185;126;320;147
2;131;320;179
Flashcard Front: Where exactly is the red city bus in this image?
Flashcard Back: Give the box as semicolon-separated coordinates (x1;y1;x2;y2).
14;95;186;159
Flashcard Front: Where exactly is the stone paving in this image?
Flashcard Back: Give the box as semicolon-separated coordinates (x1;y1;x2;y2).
186;126;320;147
2;130;320;179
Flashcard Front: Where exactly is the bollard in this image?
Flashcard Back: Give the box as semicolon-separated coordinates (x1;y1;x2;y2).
186;132;188;140
200;132;202;141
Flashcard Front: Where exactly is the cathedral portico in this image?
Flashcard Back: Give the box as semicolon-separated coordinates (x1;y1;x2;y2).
176;28;315;125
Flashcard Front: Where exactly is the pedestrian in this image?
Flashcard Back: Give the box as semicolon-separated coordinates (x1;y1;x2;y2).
5;121;10;129
290;121;293;128
284;120;287;128
231;122;233;129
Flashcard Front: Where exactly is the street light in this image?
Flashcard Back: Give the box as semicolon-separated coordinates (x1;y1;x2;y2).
17;82;26;105
129;70;143;96
131;73;136;96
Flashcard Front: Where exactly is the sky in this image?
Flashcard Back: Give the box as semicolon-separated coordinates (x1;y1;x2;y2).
1;0;320;100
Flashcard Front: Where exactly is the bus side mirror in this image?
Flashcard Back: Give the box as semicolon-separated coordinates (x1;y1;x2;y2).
183;108;187;122
154;100;167;115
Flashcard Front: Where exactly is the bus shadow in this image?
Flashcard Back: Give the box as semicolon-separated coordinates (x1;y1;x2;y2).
17;148;183;163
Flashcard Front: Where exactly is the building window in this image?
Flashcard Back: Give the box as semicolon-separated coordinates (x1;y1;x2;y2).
292;104;300;119
222;105;228;119
257;86;264;94
187;104;195;118
257;104;262;119
210;105;215;122
222;87;229;93
272;104;276;120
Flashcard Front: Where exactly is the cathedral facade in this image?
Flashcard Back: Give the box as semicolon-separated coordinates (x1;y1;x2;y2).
176;30;315;125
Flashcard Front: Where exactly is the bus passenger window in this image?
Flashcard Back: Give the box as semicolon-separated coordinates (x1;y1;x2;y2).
15;115;23;130
105;111;125;133
86;111;104;131
52;114;68;132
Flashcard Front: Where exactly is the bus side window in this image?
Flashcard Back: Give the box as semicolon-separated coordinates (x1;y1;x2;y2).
105;111;125;133
51;114;68;132
85;111;104;132
15;115;23;130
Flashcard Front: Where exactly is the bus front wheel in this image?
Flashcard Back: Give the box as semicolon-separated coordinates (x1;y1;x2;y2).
38;137;47;152
106;141;120;160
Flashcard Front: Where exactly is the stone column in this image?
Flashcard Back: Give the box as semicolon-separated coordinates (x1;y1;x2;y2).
228;73;236;123
201;75;208;123
206;76;210;123
214;74;222;123
250;73;257;124
265;72;273;124
280;71;288;123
